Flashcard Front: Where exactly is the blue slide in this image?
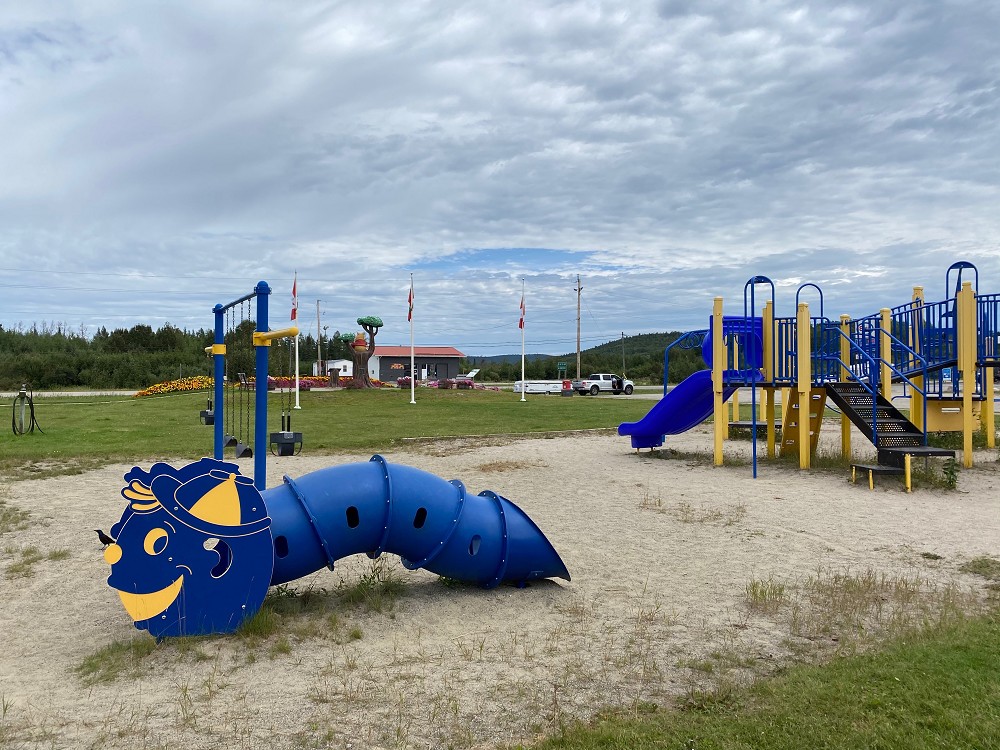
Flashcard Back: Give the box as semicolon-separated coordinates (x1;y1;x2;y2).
619;317;765;450
618;370;736;449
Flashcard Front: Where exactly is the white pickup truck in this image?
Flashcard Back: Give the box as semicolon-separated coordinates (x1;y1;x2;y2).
571;373;634;396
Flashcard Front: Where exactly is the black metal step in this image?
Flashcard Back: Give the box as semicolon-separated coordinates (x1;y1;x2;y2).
825;382;927;453
880;446;956;458
879;445;956;468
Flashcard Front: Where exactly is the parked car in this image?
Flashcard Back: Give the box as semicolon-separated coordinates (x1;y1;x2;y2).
570;373;634;396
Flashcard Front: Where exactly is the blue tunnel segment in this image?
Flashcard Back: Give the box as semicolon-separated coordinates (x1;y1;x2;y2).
263;455;571;588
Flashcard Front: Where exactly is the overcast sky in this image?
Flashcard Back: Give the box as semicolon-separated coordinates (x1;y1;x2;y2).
2;1;998;356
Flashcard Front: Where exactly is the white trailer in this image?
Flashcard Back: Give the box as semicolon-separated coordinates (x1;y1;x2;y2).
513;380;569;394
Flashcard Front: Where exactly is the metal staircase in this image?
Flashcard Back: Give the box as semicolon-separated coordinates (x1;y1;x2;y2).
825;382;955;484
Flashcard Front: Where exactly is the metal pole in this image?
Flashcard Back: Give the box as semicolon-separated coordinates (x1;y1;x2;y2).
520;279;526;402
316;300;322;376
621;331;625;375
213;304;225;460
253;281;270;490
575;275;582;379
409;273;416;404
293;272;301;409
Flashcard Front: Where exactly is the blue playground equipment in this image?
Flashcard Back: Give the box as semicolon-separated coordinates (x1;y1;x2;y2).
103;457;569;638
620;261;1000;486
619;316;763;450
101;280;570;638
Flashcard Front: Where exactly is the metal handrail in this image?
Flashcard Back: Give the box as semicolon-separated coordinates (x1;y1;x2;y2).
820;322;929;447
663;329;708;398
820;325;883;445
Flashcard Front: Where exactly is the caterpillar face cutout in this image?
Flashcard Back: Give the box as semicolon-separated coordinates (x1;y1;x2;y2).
104;458;273;638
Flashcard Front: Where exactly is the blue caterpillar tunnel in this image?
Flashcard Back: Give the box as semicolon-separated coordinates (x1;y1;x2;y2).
103;457;570;637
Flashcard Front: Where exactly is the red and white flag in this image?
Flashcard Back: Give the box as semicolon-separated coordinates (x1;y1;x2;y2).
291;273;298;321
407;278;414;322
518;293;525;330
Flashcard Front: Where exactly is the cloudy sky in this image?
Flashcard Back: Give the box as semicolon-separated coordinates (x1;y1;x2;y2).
2;1;998;356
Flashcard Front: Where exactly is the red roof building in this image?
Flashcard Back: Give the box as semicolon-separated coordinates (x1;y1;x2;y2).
373;345;465;382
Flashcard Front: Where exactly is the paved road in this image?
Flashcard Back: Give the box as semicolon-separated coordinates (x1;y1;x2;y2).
0;390;138;399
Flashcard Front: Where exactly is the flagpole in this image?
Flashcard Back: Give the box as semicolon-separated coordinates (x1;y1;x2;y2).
409;273;416;405
292;272;301;409
520;279;526;402
294;334;301;409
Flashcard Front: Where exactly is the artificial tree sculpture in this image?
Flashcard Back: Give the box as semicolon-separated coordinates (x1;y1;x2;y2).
349;316;383;388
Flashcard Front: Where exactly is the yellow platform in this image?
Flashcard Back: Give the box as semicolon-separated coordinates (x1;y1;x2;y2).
924;397;981;432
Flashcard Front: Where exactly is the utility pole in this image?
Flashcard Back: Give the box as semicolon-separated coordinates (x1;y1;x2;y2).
575;274;583;378
316;300;322;374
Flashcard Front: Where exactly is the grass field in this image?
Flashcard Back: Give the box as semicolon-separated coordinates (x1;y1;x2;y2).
0;387;654;480
526;613;1000;749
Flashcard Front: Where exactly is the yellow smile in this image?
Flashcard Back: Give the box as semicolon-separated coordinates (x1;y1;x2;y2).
115;575;184;622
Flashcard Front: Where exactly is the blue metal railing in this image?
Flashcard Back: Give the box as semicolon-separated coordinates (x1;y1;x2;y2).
979;293;1000;365
818;321;929;447
772;316;797;385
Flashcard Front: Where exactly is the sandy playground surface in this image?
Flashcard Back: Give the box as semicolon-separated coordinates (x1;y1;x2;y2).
1;424;999;750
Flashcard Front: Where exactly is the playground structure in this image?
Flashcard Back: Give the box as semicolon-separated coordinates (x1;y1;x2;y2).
102;281;570;637
209;281;302;488
620;261;1000;488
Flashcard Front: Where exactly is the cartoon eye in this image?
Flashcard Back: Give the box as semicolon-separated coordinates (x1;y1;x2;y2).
143;528;169;556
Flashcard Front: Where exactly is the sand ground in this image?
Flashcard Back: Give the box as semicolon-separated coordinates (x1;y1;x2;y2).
1;424;998;749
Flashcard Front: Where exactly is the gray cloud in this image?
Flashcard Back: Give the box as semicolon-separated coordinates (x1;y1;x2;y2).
1;0;998;355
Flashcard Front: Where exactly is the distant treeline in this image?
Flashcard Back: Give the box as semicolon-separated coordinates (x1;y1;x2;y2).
0;323;709;389
0;322;343;390
464;331;708;385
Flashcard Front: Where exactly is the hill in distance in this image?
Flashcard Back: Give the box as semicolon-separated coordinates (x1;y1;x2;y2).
467;332;683;366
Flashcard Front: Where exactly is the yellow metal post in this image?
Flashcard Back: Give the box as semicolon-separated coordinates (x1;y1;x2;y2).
879;308;892;401
796;302;811;469
957;282;975;467
985;365;995;449
713;297;725;466
839;314;852;460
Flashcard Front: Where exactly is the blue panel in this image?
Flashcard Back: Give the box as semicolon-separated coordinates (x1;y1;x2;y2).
104;459;273;638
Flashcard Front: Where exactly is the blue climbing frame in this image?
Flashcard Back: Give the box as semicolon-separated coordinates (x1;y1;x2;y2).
211;281;277;490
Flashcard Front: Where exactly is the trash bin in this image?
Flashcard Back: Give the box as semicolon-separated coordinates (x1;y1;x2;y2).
561;379;573;396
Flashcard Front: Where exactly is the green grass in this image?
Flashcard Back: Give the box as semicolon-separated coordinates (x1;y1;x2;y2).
3;546;71;578
0;497;30;536
74;636;158;686
525;613;1000;750
0;388;654;480
336;557;406;612
960;556;1000;582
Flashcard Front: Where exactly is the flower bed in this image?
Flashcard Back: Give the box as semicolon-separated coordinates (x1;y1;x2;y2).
133;376;213;398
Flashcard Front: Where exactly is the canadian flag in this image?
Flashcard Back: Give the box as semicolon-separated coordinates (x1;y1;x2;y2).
519;293;525;330
291;274;298;321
